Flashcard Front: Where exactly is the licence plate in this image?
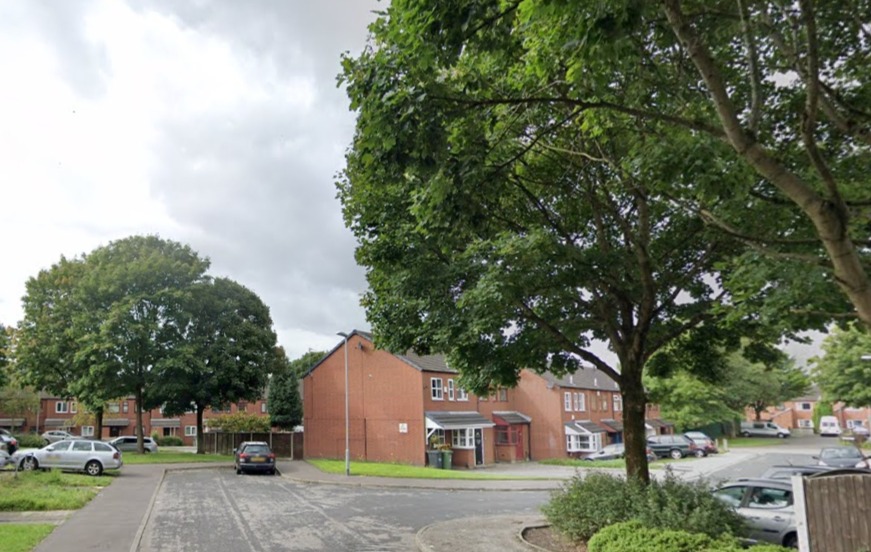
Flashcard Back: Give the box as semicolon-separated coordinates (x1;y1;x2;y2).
251;457;265;463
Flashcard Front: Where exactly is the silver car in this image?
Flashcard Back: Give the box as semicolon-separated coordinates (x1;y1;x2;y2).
15;439;123;476
41;430;75;444
108;435;159;453
712;478;797;548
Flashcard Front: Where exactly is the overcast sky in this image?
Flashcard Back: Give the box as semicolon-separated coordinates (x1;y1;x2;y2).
0;0;383;359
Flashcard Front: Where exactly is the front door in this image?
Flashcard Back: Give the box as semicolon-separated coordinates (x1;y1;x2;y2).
474;429;484;465
514;426;524;460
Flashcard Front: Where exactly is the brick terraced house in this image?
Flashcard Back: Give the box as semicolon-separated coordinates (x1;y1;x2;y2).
303;330;671;467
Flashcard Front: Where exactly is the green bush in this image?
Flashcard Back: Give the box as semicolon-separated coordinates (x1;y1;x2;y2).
156;436;184;446
542;472;744;543
14;434;46;448
587;521;792;552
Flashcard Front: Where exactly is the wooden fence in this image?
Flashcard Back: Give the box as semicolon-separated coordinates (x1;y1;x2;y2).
201;431;304;460
796;472;871;551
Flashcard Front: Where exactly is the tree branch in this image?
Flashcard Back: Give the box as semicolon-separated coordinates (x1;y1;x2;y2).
737;0;763;134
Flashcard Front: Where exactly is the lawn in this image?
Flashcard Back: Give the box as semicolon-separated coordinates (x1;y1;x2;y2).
540;456;698;470
308;459;544;479
120;451;233;464
725;437;789;448
0;524;56;552
0;470;113;511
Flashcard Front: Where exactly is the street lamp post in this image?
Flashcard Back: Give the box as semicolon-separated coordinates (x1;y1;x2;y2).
337;332;350;476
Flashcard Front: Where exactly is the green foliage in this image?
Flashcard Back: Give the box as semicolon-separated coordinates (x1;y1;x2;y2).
0;470;111;511
13;433;45;448
207;411;271;433
812;324;871;407
587;521;790;552
268;348;315;430
542;472;744;543
648;346;809;430
155;436;184;446
812;401;834;432
0;324;9;388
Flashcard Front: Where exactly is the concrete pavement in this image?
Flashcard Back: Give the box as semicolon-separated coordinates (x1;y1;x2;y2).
0;449;766;552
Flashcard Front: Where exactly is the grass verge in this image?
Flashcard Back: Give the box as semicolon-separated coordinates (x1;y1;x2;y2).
0;524;56;552
121;451;233;464
0;470;113;511
726;437;789;447
308;459;545;479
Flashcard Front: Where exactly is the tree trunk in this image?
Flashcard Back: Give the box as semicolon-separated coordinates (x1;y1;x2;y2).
621;366;650;484
135;387;145;454
94;408;104;441
196;405;205;455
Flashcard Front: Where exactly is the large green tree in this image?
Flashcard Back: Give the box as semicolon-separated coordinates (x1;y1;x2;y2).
337;3;785;480
151;277;277;454
350;0;870;327
812;323;871;407
647;348;810;429
268;349;322;430
0;324;9;388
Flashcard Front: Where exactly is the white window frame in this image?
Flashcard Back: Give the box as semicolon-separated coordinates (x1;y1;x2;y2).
574;392;586;412
108;402;120;414
447;379;455;401
798;419;813;428
81;426;94;437
431;378;444;401
565;432;602;452
564;392;572;412
55;401;68;414
185;425;197;436
261;402;268;413
456;387;469;401
70;401;77;414
613;395;622;412
122;401;129;413
799;402;812;411
452;428;475;449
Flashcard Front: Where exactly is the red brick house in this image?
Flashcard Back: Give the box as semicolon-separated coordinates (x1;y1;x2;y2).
303;330;671;467
749;386;871;434
0;394;268;446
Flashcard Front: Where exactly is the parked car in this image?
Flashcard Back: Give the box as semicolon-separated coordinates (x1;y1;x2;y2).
41;430;75;445
757;464;834;480
684;431;718;456
712;478;797;548
14;439;122;476
234;441;277;475
0;428;19;455
818;415;841;437
739;421;791;438
585;443;658;462
646;434;699;459
814;446;869;468
108;436;159;453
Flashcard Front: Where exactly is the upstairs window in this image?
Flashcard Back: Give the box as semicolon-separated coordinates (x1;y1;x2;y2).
447;379;455;401
431;378;444;400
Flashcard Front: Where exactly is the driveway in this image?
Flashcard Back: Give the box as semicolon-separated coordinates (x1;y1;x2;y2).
138;468;550;552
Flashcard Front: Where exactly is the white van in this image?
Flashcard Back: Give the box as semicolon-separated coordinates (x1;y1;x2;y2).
818;416;841;437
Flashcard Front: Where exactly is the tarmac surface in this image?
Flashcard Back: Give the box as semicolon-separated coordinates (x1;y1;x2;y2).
0;445;802;552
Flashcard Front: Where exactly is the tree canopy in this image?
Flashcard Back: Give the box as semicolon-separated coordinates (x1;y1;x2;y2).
336;0;804;481
153;277;277;453
812;323;871;407
268;349;322;431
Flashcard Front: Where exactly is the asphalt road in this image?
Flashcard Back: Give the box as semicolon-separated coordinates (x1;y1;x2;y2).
138;469;550;552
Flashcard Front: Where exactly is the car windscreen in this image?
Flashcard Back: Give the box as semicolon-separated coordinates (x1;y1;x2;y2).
821;448;862;459
243;445;270;454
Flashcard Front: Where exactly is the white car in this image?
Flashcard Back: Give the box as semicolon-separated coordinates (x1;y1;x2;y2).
15;439;123;476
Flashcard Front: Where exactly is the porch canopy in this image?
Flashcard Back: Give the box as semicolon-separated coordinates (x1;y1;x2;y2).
44;418;74;428
150;418;181;428
0;418;25;428
492;411;531;425
598;419;623;433
425;411;495;430
564;421;606;435
104;418;130;427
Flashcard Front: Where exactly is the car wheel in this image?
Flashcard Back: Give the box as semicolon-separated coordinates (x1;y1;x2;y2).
741;431;751;438
694;449;706;458
236;466;242;475
85;460;103;477
20;456;38;471
782;532;798;548
670;449;683;460
778;433;787;439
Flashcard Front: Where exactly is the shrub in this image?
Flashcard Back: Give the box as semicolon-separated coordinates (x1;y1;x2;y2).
588;521;792;552
15;433;45;448
542;471;744;543
156;436;184;446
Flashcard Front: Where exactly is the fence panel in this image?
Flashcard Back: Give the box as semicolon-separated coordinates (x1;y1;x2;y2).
201;432;303;459
803;473;871;551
